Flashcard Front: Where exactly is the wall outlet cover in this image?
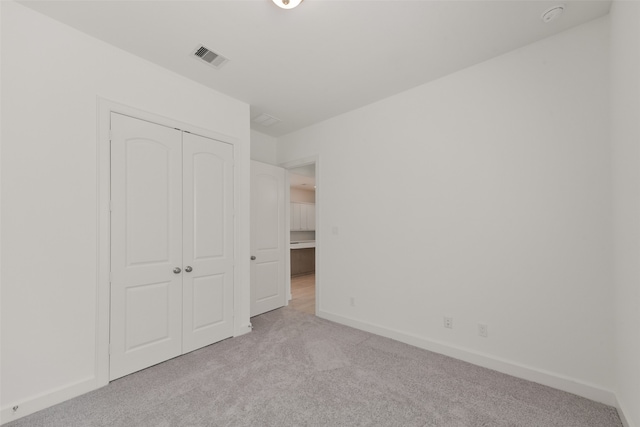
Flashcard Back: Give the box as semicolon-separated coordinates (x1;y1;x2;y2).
478;323;488;338
444;317;453;329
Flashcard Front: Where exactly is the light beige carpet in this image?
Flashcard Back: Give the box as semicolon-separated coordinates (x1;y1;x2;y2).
6;307;622;426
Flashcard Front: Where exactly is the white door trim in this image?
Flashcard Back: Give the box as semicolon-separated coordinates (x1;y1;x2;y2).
279;155;320;315
96;97;241;387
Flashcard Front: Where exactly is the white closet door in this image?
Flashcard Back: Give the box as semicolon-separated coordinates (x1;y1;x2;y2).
250;161;286;317
182;132;234;353
110;113;183;380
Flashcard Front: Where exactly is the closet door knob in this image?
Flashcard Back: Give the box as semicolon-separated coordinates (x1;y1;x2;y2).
173;267;181;274
185;266;193;273
250;256;256;260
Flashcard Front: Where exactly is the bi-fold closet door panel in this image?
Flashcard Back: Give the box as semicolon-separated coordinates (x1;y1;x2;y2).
182;132;234;354
110;113;183;381
110;113;233;381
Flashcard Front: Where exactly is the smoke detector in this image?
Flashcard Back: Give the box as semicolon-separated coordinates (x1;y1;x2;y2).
192;44;229;69
541;5;565;23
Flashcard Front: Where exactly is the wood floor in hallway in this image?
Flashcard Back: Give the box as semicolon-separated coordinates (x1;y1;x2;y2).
290;273;315;315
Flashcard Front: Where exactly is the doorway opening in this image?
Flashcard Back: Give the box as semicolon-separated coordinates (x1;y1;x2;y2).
284;160;318;316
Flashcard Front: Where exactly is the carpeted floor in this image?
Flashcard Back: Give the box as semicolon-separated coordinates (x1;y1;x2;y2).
5;307;622;427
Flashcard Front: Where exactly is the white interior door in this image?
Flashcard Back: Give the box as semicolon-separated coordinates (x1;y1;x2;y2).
110;113;235;380
110;113;183;380
250;161;286;317
182;132;234;353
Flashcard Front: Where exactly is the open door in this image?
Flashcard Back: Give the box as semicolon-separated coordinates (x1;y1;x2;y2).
250;161;286;316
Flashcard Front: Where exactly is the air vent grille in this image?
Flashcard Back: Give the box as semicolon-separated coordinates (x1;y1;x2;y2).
252;113;282;127
192;44;228;69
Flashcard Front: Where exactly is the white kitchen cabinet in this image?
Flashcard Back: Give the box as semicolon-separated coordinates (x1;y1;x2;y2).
290;202;315;231
305;203;316;231
291;203;302;231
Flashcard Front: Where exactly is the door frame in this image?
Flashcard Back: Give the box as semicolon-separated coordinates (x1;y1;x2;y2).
279;156;320;315
96;98;243;386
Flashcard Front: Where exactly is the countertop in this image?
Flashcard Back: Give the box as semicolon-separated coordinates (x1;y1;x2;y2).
290;240;315;249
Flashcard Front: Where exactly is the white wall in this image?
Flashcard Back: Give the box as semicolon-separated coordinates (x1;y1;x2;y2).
250;129;278;165
290;188;315;204
0;2;251;422
279;17;614;402
610;1;640;426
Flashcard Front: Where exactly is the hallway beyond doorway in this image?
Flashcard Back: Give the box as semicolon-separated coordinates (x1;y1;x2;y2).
290;273;315;315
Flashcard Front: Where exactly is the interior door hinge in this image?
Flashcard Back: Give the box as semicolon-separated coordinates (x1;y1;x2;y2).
109;130;113;141
109;200;113;212
109;271;112;282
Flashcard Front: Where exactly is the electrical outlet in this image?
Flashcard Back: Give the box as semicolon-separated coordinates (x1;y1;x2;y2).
443;317;453;329
478;323;488;338
350;297;355;307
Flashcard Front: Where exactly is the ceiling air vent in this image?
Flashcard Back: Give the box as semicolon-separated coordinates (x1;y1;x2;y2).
252;113;282;127
192;44;228;69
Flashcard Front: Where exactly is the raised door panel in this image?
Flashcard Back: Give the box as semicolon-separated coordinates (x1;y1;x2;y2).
191;274;226;328
124;281;173;351
251;161;286;317
182;132;234;353
110;113;183;380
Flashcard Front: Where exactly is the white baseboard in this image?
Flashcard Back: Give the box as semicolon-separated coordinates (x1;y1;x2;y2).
616;396;635;427
0;376;99;425
2;314;629;426
318;309;617;407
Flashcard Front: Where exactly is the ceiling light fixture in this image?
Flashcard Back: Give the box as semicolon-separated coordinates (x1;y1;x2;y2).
272;0;303;10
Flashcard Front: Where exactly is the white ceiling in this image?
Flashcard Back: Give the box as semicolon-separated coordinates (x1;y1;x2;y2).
290;173;316;191
20;0;611;137
289;164;316;190
289;164;315;178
